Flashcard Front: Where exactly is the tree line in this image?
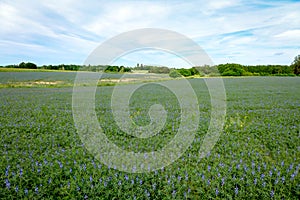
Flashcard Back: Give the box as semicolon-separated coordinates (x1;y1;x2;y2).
1;55;299;76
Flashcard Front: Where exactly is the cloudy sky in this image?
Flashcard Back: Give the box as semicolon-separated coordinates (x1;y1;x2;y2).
1;0;299;67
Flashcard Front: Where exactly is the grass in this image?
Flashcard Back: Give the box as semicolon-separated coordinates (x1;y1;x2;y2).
0;75;299;199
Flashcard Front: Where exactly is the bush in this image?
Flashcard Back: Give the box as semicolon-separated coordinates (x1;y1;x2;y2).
169;70;182;78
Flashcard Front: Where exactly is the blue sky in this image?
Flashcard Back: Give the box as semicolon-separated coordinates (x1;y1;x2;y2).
0;0;299;67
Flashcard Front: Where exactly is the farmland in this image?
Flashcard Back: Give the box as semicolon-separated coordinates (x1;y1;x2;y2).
0;73;299;199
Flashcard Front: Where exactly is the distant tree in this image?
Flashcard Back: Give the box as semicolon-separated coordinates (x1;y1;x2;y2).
177;68;192;77
18;62;37;69
291;55;300;75
169;70;182;78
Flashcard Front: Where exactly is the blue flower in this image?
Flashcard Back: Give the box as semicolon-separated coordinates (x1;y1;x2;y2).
235;186;238;195
270;190;274;198
5;179;10;189
215;188;219;196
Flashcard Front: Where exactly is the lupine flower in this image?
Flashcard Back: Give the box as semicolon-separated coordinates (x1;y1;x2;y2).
270;190;274;198
178;176;181;181
269;170;273;177
172;190;176;197
215;188;219;196
5;179;10;189
5;165;10;176
124;174;129;181
207;179;210;185
152;183;156;190
291;173;295;180
235;186;238;195
24;188;28;195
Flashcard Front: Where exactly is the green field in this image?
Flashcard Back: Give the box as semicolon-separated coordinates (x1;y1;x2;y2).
0;73;299;199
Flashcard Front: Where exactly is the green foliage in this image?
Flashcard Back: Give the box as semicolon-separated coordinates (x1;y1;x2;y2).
169;69;182;78
0;77;299;199
177;68;192;77
148;66;170;74
104;65;131;73
16;62;38;69
291;55;300;75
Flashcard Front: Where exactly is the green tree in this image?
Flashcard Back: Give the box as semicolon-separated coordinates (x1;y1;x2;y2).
291;55;300;75
169;69;182;78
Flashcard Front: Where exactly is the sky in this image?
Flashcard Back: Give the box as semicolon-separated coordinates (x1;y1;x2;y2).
0;0;300;67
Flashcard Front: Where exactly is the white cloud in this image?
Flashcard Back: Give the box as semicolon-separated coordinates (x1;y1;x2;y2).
274;30;300;39
0;0;300;65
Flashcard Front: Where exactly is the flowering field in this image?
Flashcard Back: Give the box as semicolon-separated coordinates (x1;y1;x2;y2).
0;76;299;199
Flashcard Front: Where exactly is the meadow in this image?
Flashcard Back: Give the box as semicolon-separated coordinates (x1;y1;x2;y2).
0;72;299;199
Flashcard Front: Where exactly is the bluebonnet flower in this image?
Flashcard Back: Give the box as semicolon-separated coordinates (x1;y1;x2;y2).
19;168;23;177
269;170;273;177
118;180;122;186
35;186;38;194
254;178;257;185
15;186;18;193
139;180;143;185
24;188;28;195
261;173;265;180
90;176;93;182
131;179;134;185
